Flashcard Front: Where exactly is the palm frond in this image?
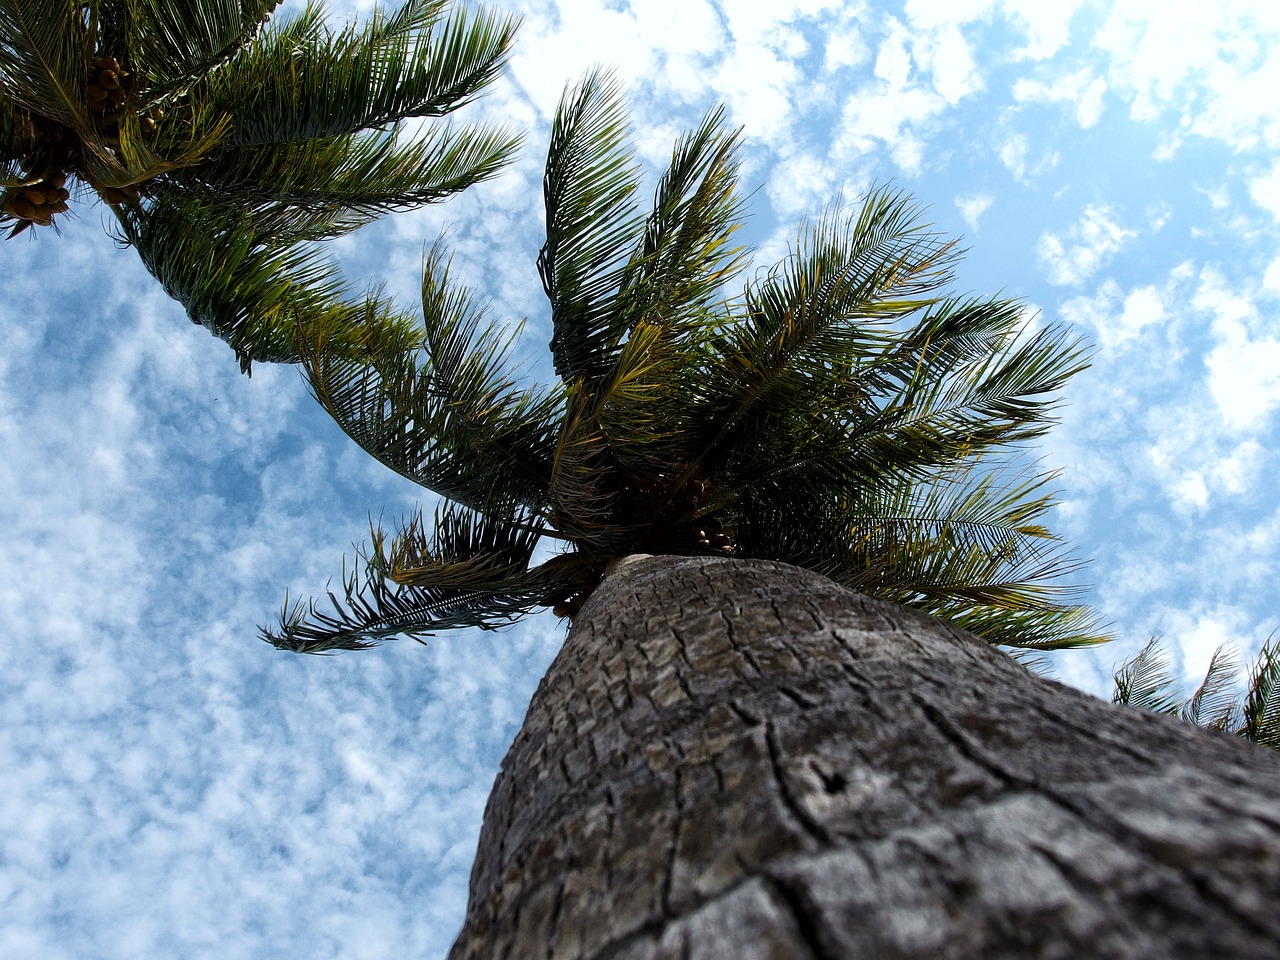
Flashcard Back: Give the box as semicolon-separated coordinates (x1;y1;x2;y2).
691;190;962;479
118;0;280;91
1181;643;1241;730
304;244;561;509
1112;638;1184;715
262;500;566;653
1240;636;1280;749
206;0;516;144
175;120;516;236
0;0;90;124
734;463;1110;650
0;91;32;182
123;188;423;366
612;106;747;337
539;69;643;381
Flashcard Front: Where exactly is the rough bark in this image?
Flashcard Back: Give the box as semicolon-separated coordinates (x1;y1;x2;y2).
448;555;1280;959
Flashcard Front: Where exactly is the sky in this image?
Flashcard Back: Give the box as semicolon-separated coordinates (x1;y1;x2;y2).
3;0;1279;956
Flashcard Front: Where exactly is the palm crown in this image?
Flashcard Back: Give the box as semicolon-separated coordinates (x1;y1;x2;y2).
1;0;518;369
265;71;1112;656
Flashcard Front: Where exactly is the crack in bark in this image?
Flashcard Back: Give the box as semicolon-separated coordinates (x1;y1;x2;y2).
764;719;831;847
911;689;1280;943
761;873;832;960
719;607;765;676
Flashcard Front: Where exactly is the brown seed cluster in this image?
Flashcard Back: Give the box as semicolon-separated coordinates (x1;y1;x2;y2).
3;173;71;225
3;51;164;233
86;56;131;114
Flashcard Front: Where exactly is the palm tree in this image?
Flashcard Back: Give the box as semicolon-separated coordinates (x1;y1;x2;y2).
1112;634;1280;749
264;70;1109;657
1;0;519;370
261;73;1280;958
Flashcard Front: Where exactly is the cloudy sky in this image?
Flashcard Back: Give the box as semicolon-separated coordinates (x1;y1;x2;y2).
4;0;1279;956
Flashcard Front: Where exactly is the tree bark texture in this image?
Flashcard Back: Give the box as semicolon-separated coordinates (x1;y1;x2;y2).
448;555;1280;959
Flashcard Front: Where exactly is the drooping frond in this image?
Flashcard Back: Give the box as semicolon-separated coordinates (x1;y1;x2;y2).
540;70;642;381
122;190;424;368
304;244;561;509
263;501;570;653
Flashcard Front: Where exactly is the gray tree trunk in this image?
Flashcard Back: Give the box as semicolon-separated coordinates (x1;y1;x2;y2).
448;555;1280;959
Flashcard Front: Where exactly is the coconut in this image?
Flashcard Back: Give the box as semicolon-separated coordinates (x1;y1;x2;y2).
13;197;35;219
24;187;47;205
99;69;120;90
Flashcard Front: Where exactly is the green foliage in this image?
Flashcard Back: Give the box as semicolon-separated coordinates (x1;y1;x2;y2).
263;71;1112;655
1112;636;1280;751
1;0;519;369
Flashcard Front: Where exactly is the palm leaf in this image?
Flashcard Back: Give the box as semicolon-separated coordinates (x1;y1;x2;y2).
0;0;90;125
123;188;423;368
303;244;561;509
116;0;280;90
206;0;516;144
176;121;516;236
1239;636;1280;749
539;70;643;381
1112;638;1184;715
1181;643;1241;730
262;501;572;653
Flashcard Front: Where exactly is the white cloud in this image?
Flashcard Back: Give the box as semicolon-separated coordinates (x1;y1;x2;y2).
1264;256;1280;291
1000;0;1085;60
955;192;994;232
1195;267;1280;431
1091;0;1280;154
1038;205;1137;286
1014;67;1108;128
1248;159;1280;221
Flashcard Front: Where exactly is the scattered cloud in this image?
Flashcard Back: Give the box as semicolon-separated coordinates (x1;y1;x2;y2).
1038;204;1137;286
1014;67;1108;128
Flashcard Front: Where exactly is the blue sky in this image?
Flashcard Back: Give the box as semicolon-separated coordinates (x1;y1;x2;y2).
3;0;1279;956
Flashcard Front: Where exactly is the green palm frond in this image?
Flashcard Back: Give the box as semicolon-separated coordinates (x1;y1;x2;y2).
122;190;423;369
206;0;517;143
111;0;279;90
540;69;643;381
168;120;515;235
263;501;568;653
1240;637;1280;749
1112;638;1184;715
1181;643;1240;730
3;0;517;366
734;465;1108;650
0;0;89;124
611;106;746;338
1111;635;1280;751
304;244;562;507
1;91;28;181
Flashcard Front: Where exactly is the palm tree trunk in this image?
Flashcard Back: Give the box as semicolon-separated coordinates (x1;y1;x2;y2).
448;555;1280;959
